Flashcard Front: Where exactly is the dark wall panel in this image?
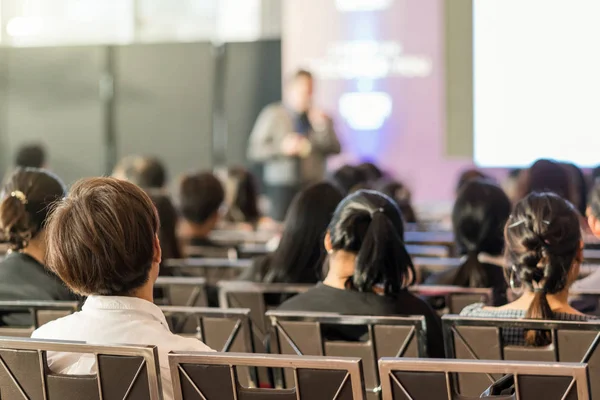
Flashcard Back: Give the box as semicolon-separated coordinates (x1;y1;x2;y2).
0;48;9;177
4;46;107;185
114;42;215;189
223;40;282;167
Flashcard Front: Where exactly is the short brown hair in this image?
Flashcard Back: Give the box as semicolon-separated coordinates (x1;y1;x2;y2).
45;178;159;296
179;172;224;224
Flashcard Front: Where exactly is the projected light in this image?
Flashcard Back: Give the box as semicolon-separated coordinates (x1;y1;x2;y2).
335;0;394;12
339;92;392;131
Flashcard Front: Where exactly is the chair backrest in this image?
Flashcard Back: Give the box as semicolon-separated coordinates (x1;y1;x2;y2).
267;311;427;399
0;337;162;400
403;231;454;246
154;277;208;307
160;306;253;352
184;245;239;259
443;315;600;397
209;229;274;244
0;301;79;337
378;358;589;400
163;258;252;285
169;352;365;400
409;285;493;314
405;245;449;258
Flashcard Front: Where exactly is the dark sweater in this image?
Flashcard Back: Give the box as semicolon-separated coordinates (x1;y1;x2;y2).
277;283;445;358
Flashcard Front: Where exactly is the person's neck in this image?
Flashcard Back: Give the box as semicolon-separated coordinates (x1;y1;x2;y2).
22;239;46;266
322;251;356;290
180;219;213;240
516;288;571;311
130;282;154;303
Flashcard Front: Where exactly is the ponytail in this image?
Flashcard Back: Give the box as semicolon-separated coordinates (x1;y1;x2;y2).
351;212;415;294
452;251;490;288
524;290;554;346
0;194;32;251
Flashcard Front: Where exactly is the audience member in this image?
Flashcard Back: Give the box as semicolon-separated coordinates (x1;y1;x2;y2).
456;168;487;193
562;162;588;216
222;167;275;231
330;165;368;195
178;172;225;248
112;155;167;189
241;182;343;283
376;180;418;224
461;192;594;345
425;180;510;305
31;178;213;400
502;168;522;203
148;191;182;264
356;162;384;182
277;190;444;357
14;144;46;169
516;159;573;202
0;168;76;325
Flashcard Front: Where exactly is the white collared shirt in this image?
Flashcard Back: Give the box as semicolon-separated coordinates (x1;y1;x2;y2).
32;295;214;400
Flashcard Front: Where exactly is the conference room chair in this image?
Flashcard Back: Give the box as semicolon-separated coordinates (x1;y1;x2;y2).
0;300;79;337
184;245;239;260
209;229;275;245
161;306;255;387
378;358;589;400
169;352;366;400
163;258;252;285
409;285;493;315
267;311;427;400
0;337;162;399
442;315;600;397
154;277;208;307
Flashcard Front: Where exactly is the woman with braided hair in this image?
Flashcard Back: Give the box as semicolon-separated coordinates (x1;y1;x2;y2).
461;192;596;346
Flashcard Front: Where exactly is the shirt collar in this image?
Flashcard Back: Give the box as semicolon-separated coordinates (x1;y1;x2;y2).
82;295;169;328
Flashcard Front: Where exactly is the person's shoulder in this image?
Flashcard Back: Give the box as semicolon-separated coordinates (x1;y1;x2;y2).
261;103;286;116
31;312;82;339
277;286;322;311
459;302;486;316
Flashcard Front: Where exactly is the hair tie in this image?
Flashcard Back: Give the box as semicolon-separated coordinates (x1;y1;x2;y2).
533;287;547;294
371;207;385;217
10;191;28;205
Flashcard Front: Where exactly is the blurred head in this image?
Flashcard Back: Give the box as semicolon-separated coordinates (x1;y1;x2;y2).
456;168;487;193
330;165;368;195
15;144;46;169
112;156;167;189
325;190;415;295
0;168;65;252
265;182;343;284
356;162;384;182
376;180;417;224
587;180;600;238
517;159;573;203
287;69;314;113
179;172;225;228
224;167;261;224
45;178;160;297
451;180;511;287
562;163;587;215
506;192;582;345
148;191;182;262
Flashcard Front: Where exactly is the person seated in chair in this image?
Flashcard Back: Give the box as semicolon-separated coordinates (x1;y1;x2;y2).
31;178;213;400
277;190;444;358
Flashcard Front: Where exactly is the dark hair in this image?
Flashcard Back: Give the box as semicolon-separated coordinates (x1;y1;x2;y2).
148;191;182;263
179;172;225;225
328;190;415;294
224;167;261;225
457;169;487;193
45;178;160;296
263;182;343;283
113;156;167;189
330;165;368;195
589;180;600;219
15;144;46;168
0;168;66;251
562;163;587;216
452;180;511;287
505;192;581;346
517;159;573;202
376;180;418;224
356;162;384;182
593;166;600;182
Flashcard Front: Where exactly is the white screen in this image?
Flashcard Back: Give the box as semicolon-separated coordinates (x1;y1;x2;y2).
473;0;600;167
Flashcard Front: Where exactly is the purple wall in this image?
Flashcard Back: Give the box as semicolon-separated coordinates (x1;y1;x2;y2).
283;0;506;203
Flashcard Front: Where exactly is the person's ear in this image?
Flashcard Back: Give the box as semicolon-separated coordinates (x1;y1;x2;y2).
153;234;162;265
324;231;333;253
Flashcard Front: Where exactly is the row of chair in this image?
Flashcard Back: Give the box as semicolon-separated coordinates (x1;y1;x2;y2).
3;299;600;398
0;336;590;399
